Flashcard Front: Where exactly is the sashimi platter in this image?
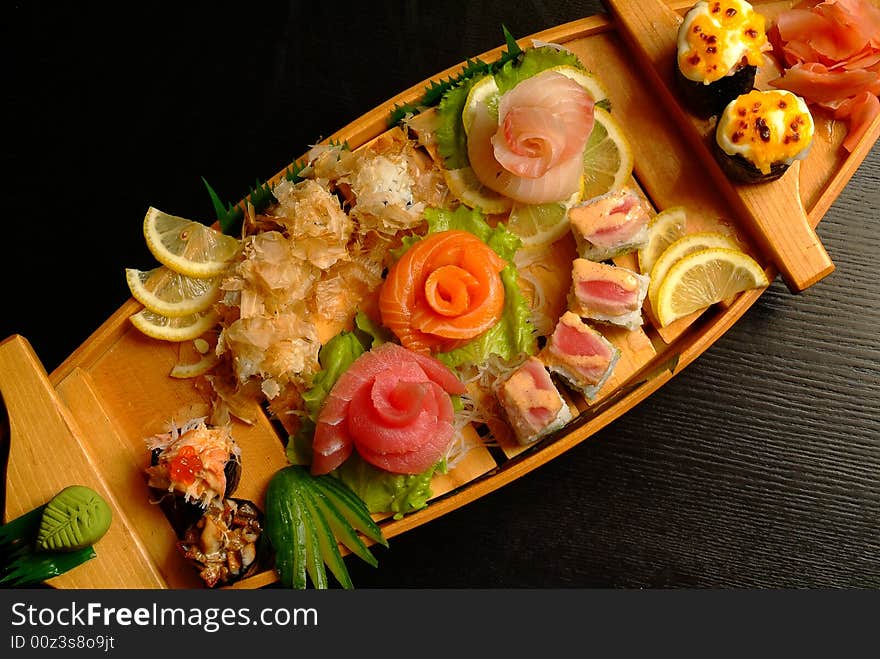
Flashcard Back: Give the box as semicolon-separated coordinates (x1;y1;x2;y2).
2;0;879;589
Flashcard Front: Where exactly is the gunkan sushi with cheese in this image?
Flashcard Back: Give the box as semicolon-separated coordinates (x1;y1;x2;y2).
495;356;573;446
675;0;771;117
568;188;650;261
541;311;620;401
568;259;650;331
713;89;815;183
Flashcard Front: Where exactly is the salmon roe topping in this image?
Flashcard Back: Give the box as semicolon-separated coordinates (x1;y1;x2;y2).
169;445;203;486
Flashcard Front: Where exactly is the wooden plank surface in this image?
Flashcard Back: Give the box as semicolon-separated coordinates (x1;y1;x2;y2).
2;0;878;590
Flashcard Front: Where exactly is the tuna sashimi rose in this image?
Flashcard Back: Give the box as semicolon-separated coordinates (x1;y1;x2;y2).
468;70;594;204
311;342;467;475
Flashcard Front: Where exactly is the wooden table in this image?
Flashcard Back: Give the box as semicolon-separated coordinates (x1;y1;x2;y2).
2;0;878;588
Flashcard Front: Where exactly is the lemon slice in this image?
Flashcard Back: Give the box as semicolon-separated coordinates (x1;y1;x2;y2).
581;106;634;202
462;75;500;136
125;266;222;318
443;166;513;214
143;207;241;278
654;247;769;327
637;206;688;276
506;201;569;247
129;307;220;342
648;231;741;310
547;65;611;106
648;231;742;309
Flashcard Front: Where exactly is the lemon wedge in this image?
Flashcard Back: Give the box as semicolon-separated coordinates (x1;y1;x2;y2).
462;75;500;137
125;266;222;318
648;231;742;309
581;106;634;202
637;207;688;276
654;247;769;327
143;207;241;279
129;307;220;342
443;166;513;214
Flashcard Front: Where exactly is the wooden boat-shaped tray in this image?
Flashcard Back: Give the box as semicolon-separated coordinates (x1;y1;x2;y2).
2;0;878;589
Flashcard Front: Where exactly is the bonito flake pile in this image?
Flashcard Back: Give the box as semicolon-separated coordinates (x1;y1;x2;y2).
209;127;449;424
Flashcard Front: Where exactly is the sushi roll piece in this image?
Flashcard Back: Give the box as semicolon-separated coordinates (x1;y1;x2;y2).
568;188;650;261
568;259;650;331
496;356;574;446
541;311;620;401
675;0;771;118
177;497;265;588
145;417;242;511
713;89;815;183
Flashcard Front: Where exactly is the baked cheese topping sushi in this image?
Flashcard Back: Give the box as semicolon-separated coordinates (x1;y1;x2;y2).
568;259;650;331
568;188;650;261
541;311;620;401
714;89;815;183
496;356;573;446
676;0;770;117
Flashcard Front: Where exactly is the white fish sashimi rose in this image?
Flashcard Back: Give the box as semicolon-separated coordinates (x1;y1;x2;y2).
467;70;594;204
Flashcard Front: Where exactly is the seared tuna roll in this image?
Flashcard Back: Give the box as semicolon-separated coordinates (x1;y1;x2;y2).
569;259;649;331
568;188;650;261
496;356;573;446
541;311;620;401
675;0;770;117
714;89;814;183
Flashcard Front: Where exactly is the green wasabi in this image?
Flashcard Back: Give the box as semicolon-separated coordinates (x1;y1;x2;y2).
37;485;112;552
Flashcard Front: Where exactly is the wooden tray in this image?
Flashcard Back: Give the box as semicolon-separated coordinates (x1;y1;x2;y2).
2;0;878;589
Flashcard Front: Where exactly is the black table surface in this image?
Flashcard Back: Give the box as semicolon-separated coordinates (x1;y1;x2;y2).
2;1;878;589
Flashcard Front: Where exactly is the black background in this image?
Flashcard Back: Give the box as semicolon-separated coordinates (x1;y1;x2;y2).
2;1;879;589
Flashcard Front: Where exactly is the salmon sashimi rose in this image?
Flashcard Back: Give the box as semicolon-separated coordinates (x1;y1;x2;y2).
379;229;507;353
311;342;467;476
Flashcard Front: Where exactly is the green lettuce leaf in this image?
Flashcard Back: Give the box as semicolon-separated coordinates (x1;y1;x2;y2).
287;328;367;465
301;331;366;421
333;454;442;519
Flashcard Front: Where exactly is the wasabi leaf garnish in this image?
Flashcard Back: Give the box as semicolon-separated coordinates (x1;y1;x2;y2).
37;485;112;552
0;486;111;587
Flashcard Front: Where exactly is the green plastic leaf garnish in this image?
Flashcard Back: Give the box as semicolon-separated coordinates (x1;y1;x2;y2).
204;140;350;236
387;24;523;126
